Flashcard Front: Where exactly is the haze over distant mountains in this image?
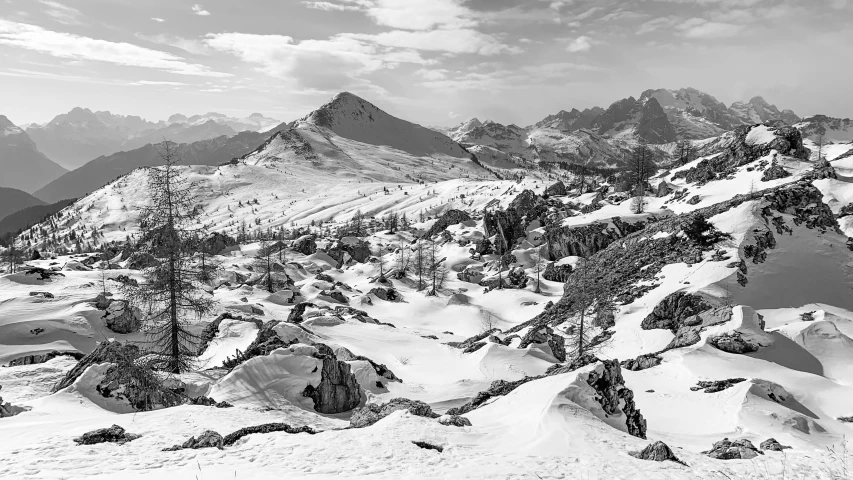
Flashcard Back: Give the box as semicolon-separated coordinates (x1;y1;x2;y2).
24;108;280;169
0;115;67;192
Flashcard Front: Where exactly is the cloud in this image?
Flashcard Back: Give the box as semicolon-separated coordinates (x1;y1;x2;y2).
341;29;522;55
677;18;744;38
151;17;165;22
192;4;211;16
301;1;361;11
205;32;431;90
0;20;229;77
636;16;680;34
39;1;82;25
361;0;477;30
139;34;212;55
415;68;449;80
420;62;600;90
566;35;592;52
448;111;461;119
129;80;188;86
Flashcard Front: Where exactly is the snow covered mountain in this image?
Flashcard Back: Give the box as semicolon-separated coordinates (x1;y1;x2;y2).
533;107;605;132
0;115;67;193
2;93;853;479
26;108;281;169
795;114;853;143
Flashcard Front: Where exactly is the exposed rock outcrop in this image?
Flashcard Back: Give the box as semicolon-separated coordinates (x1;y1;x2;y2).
73;425;141;445
544;180;567;197
222;423;316;446
103;300;142;334
291;235;317;255
707;332;759;354
703;438;763;460
630;441;687;465
438;415;472;427
690;378;747;393
518;325;566;362
163;430;223;451
302;355;361;414
640;292;711;333
543;261;572;282
0;385;28;418
760;438;791;452
585;359;647;439
7;350;84;367
621;354;662;371
544;217;645;260
424;209;471;238
350;397;439;428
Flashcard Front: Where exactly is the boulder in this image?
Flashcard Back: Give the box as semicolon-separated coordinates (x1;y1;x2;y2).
621;354;662;371
350;398;439;428
543;261;572;282
319;290;348;304
163;430;223;451
690;378;747;393
630;441;687;465
203;232;237;255
94;292;113;309
73;425;141;445
641;292;710;332
7;350;84;367
369;286;399;302
292;235;317;255
585;359;647;439
761;161;791;182
707;332;759;354
325;237;371;267
703;438;763;460
287;302;316;324
760;438;791;452
438;415;472;427
302;356;362;414
103;300;142;334
544;180;567;197
222;423;316;447
29;291;54;299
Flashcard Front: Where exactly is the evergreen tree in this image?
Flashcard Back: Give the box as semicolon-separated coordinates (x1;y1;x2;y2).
123;141;215;374
254;239;288;293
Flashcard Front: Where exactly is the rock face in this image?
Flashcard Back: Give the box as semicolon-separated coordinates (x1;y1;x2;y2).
222;320;299;369
292;235;317;255
760;438;791;452
703;438;763;460
350;397;439;428
303;356;362;414
585;359;647;439
424;209;471;238
103;300;142;334
635;97;677;144
73;425;141;445
544;217;644;260
543;261;572;282
630;441;687;465
518;325;567;362
484;189;548;252
163;430;223;451
807;157;838;180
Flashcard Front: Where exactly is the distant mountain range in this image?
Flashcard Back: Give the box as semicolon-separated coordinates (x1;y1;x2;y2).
0;116;67;192
25;108;280;169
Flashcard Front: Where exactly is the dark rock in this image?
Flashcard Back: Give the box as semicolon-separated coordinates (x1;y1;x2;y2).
222;423;316;446
320;290;348;304
369;286;399;301
446;377;537;415
412;440;443;452
621;354;662;371
543;261;572;282
127;252;158;270
103;300;142;334
29;291;54;299
203;232;237;255
7;350;84;367
703;438;763;460
761;161;790;182
292;235;317;255
425;209;471;238
0;385;28;417
189;396;233;408
350;398;439;428
73;425;141;445
324;238;372;267
438;415;472;427
760;438;791;452
585;359;647;439
641;292;711;333
544;217;644;260
630;441;687;465
805;157;837;181
690;378;747;393
316;273;334;283
544;180;567;197
287;302;317;324
94;292;113;309
196;312;263;357
707;332;759;354
518;325;566;362
163;430;223;451
221;320;300;370
303;356;361;414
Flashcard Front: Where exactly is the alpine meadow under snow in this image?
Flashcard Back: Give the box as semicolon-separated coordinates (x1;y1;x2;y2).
2;86;853;480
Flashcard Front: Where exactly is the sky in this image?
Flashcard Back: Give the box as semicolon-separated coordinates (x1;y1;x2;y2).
0;0;851;128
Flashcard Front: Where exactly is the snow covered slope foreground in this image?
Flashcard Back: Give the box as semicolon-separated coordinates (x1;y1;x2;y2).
1;121;853;478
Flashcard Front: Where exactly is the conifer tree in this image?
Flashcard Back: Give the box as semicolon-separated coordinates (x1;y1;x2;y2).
124;141;214;374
